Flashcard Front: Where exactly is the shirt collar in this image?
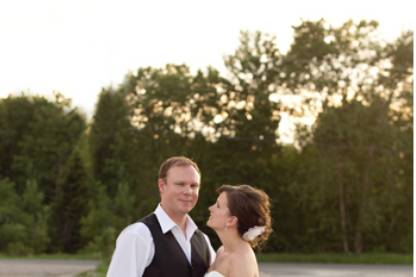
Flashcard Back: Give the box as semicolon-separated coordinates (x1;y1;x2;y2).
154;204;198;236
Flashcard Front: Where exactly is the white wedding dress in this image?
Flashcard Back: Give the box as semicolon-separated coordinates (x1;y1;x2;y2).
204;271;225;277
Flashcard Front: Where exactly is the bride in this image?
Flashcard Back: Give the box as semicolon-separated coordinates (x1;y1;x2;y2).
205;184;272;277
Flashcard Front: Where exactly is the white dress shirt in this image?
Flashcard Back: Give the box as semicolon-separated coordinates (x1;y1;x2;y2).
107;204;216;277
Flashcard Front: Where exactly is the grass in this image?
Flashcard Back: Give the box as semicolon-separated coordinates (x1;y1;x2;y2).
1;252;411;277
0;252;102;277
80;252;413;276
77;261;107;277
0;252;101;260
256;253;413;265
0;252;410;265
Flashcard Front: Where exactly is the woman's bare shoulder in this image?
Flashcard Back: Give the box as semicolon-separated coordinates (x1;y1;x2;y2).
209;245;230;276
229;248;258;277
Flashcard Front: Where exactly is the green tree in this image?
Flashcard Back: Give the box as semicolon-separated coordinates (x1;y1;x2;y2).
378;31;413;252
90;88;133;197
300;97;408;253
280;20;412;253
0;179;49;254
80;181;116;260
20;179;50;253
0;179;26;254
123;65;204;216
0;94;86;202
113;182;136;231
52;146;89;253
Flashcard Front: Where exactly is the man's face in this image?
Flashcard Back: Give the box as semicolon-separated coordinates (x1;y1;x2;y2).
159;165;201;217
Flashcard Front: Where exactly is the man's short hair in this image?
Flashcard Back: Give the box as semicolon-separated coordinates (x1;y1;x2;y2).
158;156;201;179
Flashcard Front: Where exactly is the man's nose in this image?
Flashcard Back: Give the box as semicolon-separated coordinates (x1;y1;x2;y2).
183;185;192;194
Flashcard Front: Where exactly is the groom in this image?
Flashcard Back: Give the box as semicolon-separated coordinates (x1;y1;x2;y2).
107;156;215;277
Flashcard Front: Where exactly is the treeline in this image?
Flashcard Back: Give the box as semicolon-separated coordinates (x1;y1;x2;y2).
0;20;412;256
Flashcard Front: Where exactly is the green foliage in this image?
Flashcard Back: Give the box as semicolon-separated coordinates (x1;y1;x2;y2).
51;147;90;253
20;179;50;253
113;182;136;230
0;179;27;253
0;94;86;202
0;19;412;256
0;179;49;254
89;88;132;197
256;252;412;264
80;182;115;256
296;97;411;253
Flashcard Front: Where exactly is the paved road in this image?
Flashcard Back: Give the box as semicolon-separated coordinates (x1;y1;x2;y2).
259;263;412;277
0;259;412;277
0;259;99;277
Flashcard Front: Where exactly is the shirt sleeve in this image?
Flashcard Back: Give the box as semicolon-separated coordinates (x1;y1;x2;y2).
202;233;217;265
107;224;154;277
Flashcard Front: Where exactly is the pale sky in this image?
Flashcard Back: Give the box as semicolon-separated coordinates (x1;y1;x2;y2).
0;0;413;123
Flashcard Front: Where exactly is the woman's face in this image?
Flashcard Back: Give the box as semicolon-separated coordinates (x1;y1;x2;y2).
207;192;233;230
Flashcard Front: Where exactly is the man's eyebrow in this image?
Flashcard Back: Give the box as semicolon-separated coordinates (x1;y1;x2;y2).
172;181;200;185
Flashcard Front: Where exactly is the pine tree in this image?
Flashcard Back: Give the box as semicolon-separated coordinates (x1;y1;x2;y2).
51;147;89;253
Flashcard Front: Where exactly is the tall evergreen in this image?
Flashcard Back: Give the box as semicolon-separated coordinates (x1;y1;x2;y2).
51;147;89;253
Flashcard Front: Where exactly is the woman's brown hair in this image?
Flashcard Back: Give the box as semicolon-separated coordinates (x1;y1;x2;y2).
217;184;272;249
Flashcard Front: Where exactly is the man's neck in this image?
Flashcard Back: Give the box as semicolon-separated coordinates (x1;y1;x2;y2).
160;204;188;235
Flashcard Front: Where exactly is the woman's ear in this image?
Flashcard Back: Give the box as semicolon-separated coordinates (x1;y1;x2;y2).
226;215;238;228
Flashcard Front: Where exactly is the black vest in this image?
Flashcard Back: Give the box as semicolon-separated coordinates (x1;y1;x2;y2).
141;213;210;277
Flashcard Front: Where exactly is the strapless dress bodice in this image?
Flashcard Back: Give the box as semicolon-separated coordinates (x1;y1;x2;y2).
204;271;225;277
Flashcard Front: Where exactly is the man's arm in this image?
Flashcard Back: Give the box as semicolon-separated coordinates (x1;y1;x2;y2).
202;233;216;265
107;224;154;277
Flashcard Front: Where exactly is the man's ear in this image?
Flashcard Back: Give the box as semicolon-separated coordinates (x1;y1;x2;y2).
158;178;165;193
